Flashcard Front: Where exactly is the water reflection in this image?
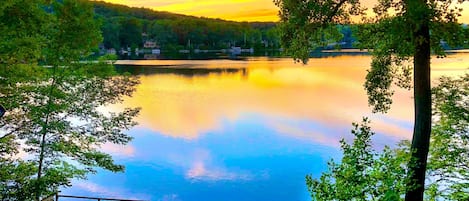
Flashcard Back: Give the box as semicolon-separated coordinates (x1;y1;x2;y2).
116;65;247;77
114;56;417;142
64;54;468;201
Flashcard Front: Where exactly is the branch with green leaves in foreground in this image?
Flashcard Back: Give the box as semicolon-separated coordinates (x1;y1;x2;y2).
0;1;140;200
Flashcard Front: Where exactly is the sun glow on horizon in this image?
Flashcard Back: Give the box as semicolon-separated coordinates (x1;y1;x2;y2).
99;0;469;23
99;0;280;22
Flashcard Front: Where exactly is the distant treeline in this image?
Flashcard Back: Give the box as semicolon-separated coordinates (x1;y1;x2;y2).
92;1;281;51
92;1;467;53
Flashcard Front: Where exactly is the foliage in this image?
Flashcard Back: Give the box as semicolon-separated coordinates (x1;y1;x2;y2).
0;159;37;200
118;17;143;48
275;0;468;110
93;1;280;51
0;0;49;66
356;0;468;112
306;118;412;201
0;0;140;200
426;74;469;200
307;74;469;201
275;0;468;200
95;1;360;52
274;0;365;63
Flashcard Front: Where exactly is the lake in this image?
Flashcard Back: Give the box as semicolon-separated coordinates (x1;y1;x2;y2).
62;53;469;201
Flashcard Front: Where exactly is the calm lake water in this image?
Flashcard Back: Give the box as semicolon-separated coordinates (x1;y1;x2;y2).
62;53;469;201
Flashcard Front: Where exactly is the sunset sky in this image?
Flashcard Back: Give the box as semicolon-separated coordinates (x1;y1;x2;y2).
100;0;469;22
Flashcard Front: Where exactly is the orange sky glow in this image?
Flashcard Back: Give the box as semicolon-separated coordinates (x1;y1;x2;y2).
99;0;469;22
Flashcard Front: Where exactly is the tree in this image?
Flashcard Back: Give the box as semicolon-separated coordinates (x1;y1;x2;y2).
306;118;412;201
102;17;122;49
119;17;143;48
274;0;468;200
307;74;469;201
93;0;281;51
426;74;469;200
0;0;140;200
0;1;50;198
148;20;177;47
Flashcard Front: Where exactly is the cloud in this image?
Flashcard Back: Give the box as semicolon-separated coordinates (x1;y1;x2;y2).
74;181;117;197
185;160;252;181
157;194;181;201
181;149;252;181
370;117;412;139
100;143;136;157
112;55;468;145
73;181;149;200
266;117;342;147
111;56;417;141
266;114;412;149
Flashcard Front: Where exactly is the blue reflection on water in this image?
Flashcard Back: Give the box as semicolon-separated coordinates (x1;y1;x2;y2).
63;114;364;201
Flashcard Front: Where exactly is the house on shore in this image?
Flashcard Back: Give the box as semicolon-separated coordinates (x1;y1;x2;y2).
144;41;157;49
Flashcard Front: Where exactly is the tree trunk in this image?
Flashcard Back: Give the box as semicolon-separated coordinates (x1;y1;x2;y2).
36;67;58;201
405;2;432;200
36;131;47;201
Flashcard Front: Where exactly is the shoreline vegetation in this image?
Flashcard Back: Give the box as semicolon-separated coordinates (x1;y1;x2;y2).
91;1;469;59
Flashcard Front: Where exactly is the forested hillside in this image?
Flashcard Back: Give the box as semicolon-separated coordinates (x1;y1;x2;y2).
92;1;466;54
92;1;280;51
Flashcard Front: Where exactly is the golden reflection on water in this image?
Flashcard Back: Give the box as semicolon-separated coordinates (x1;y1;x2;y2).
115;54;469;144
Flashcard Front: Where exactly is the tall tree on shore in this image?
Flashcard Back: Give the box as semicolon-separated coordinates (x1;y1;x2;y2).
274;0;468;200
306;74;469;200
0;0;140;200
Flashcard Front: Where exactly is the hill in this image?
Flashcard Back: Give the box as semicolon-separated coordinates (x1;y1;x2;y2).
91;1;279;51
